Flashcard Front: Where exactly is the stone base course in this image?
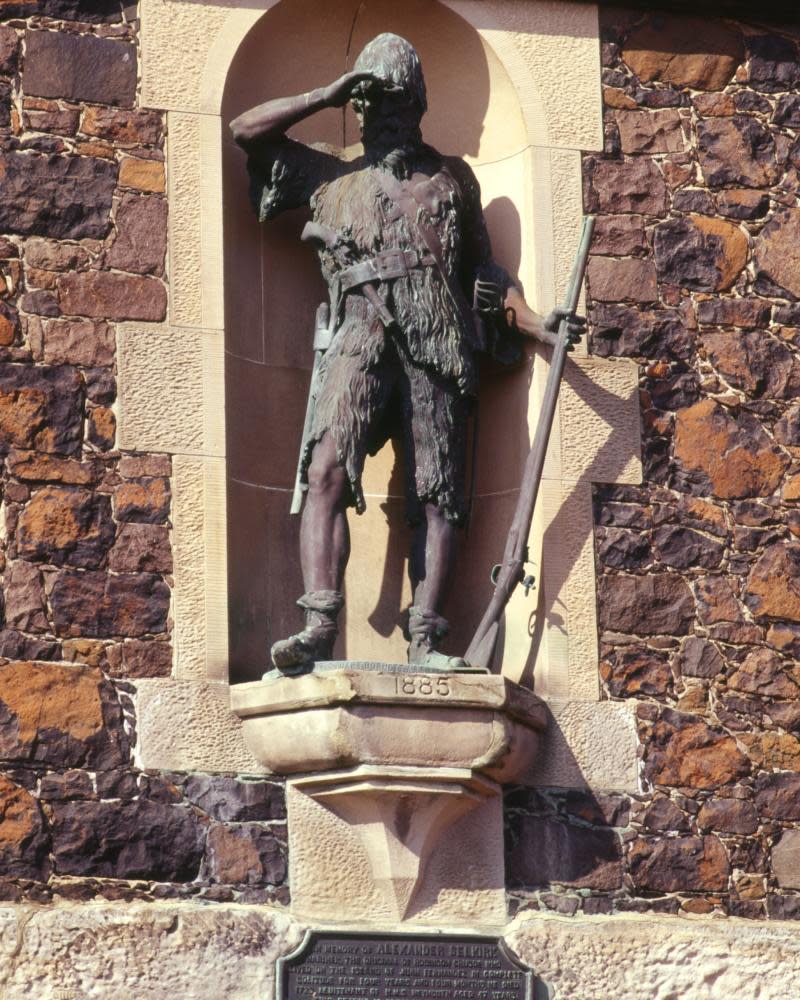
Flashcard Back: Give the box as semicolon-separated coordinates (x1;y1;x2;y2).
0;904;796;999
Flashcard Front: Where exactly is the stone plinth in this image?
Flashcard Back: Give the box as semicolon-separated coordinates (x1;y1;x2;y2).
230;667;547;781
230;668;547;925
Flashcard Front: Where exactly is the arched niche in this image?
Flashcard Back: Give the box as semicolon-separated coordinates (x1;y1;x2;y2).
222;0;539;682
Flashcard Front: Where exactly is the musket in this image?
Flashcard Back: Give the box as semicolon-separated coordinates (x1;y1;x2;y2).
290;301;330;515
464;215;596;669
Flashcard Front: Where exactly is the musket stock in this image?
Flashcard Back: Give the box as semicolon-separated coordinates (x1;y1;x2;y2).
464;215;596;669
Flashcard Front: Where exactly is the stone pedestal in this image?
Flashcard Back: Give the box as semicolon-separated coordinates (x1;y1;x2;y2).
231;668;547;925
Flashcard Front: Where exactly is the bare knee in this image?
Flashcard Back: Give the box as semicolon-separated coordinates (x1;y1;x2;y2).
424;503;452;533
307;445;348;504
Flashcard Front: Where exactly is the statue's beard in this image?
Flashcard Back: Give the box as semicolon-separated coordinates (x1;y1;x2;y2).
359;110;424;178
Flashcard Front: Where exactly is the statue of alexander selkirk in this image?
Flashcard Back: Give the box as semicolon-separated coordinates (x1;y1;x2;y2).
231;33;582;674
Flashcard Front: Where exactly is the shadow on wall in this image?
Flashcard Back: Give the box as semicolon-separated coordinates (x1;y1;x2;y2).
505;702;625;901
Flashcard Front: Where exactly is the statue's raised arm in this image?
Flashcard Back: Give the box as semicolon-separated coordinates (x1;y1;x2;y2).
230;71;378;150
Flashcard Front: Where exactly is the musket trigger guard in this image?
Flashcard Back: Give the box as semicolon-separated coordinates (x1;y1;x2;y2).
490;564;502;586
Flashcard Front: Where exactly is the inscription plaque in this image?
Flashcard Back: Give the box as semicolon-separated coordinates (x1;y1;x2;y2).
278;932;536;1000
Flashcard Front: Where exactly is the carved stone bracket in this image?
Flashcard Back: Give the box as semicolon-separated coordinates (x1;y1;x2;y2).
231;668;547;925
291;766;500;923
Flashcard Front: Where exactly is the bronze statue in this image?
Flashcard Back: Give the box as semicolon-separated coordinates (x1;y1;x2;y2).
231;33;583;675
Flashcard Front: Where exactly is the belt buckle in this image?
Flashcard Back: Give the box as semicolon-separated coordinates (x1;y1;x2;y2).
376;251;407;280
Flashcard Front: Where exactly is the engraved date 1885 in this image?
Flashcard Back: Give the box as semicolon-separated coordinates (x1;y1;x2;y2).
395;674;451;697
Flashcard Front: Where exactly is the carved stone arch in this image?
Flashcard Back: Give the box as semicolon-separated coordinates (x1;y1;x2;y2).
129;0;642;790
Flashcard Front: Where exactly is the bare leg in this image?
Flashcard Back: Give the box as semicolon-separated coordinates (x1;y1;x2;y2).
270;435;350;672
408;503;467;669
410;502;457;612
301;434;351;592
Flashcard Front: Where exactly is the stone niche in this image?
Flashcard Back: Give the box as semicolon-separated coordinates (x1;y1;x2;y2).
131;0;642;789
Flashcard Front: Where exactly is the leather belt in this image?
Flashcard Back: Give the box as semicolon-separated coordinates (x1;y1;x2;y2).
338;248;436;294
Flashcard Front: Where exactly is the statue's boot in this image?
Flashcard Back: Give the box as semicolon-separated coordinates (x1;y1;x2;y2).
271;590;344;674
407;605;468;671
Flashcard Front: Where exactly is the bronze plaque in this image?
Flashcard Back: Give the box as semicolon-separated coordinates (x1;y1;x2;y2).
278;931;534;1000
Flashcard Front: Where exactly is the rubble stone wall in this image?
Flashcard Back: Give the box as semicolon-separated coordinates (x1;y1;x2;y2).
507;8;800;922
0;1;287;906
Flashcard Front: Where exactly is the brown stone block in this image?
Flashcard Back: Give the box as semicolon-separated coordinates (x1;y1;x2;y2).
58;271;166;322
675;636;724;680
81;106;163;146
747;33;800;94
6;450;100;486
696;798;758;836
205;824;287;886
766;622;800;656
647;713;750;790
702;330;794;399
105;639;172;678
0;152;116;241
50;799;203;880
629;835;730;893
729;647;800;699
622;16;743;91
24;31;136;107
23;108;80;135
4;560;48;632
0;301;19;347
693;93;735;117
597;572;695;636
603;86;636;110
74;140;116;160
119;157;166;194
589;215;646;257
654;215;747;292
754;207;800;300
673;399;788;500
0;364;84;456
600;646;672;698
87;405;115;450
0;25;19;75
37;318;115;368
184;776;286;823
615;109;685;155
39;769;94;801
15;486;115;569
755;772;800;821
717;189;769;222
62;637;107;669
584;157;668;216
105;194;167;276
24;239;91;273
0;631;59;662
740;732;800;772
695;297;770;329
0;659;126;769
588;256;657;303
25;267;59;291
109;523;172;574
697;117;778;189
0;775;49;880
745;543;800;623
775;405;800;448
118;454;171;478
113;477;170;523
506;815;622;891
48;570;170;638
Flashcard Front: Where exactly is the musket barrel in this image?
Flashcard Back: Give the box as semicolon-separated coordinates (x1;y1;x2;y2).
465;215;595;668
